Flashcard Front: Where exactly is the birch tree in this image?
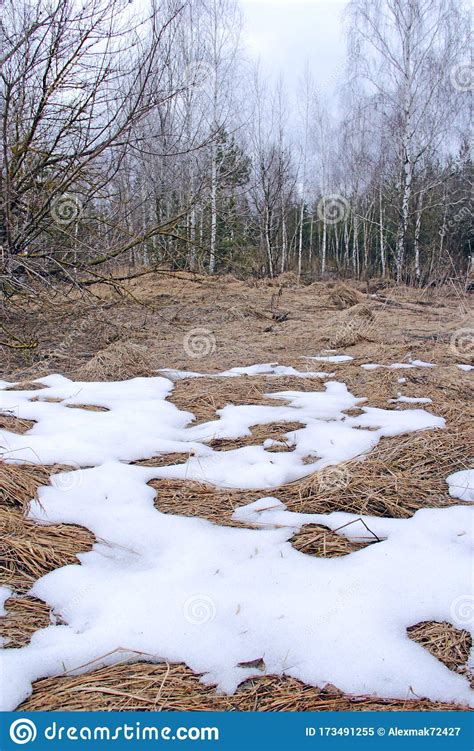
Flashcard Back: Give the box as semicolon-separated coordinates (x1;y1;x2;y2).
347;0;467;282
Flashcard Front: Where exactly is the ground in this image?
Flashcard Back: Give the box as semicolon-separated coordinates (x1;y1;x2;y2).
0;272;473;711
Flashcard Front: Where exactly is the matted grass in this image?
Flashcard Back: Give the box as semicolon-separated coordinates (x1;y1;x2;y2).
18;645;471;713
0;277;472;711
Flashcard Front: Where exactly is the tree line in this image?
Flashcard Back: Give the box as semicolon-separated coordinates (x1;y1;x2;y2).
0;0;472;297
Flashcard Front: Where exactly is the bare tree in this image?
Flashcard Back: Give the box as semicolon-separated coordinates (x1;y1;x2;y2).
347;0;468;282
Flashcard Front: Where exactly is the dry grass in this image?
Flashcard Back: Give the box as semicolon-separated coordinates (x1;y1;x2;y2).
65;404;108;412
0;506;94;593
278;427;471;519
134;453;191;468
209;422;304;451
4;382;46;391
0;462;57;512
170;376;322;425
290;525;372;557
407;621;472;676
329;283;365;309
147;427;468;530
0;596;52;648
328;303;376;348
75;341;154;381
0;276;472;711
0;414;35;434
17;624;471;712
0;462;94;595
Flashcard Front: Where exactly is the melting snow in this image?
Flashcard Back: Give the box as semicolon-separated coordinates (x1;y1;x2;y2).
0;587;11;617
362;360;436;371
446;469;474;503
390;394;433;405
0;371;471;710
160;363;332;380
305;355;353;363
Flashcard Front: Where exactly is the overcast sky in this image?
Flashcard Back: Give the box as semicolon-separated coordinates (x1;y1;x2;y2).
240;0;349;99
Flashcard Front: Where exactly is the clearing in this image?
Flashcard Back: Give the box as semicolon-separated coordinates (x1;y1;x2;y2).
0;274;473;711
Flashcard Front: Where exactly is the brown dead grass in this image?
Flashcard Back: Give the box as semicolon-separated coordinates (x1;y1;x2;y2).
0;596;52;648
170;376;322;425
65;404;109;412
4;382;46;391
0;414;35;434
0;462;95;594
74;342;154;381
407;621;472;676
0;277;472;711
329;283;365;309
290;525;372;557
208;421;304;451
328;303;376;348
0;462;58;512
18;622;471;712
0;506;94;593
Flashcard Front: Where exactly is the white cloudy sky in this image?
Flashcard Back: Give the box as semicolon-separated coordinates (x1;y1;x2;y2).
240;0;349;95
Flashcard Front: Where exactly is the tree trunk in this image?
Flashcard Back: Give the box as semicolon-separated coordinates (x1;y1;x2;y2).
209;141;218;273
414;189;424;283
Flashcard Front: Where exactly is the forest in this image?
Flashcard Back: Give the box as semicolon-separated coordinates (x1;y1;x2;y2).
0;0;472;296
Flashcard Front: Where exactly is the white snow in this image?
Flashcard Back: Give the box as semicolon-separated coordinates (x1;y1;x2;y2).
0;483;472;711
446;469;474;503
390;394;433;405
219;364;331;378
305;355;353;363
160;363;332;380
408;359;436;368
0;377;444;485
362;361;436;371
0;372;471;710
0;587;11;617
457;364;474;372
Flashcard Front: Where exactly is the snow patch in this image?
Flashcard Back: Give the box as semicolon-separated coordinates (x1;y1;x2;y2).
0;373;470;711
446;469;474;502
